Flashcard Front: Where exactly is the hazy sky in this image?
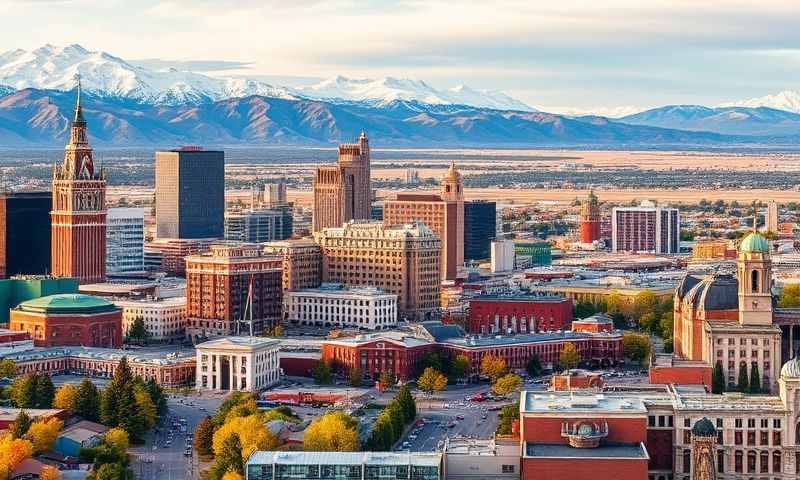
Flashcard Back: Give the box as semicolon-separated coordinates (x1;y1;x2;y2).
2;0;800;114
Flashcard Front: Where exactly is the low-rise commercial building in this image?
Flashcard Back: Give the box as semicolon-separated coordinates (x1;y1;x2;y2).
467;294;573;334
285;284;397;330
114;296;187;341
195;336;280;392
245;451;442;480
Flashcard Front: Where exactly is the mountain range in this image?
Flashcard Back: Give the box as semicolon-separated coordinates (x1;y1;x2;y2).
1;44;800;147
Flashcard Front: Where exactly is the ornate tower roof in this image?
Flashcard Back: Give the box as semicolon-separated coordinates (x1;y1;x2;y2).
780;356;800;379
739;232;769;254
692;417;716;437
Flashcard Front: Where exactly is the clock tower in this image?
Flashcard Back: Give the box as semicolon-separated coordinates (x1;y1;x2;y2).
51;80;107;283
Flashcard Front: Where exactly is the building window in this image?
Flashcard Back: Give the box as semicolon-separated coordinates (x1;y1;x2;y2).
683;450;691;474
734;451;743;473
773;452;781;473
501;465;515;473
649;416;656;427
717;451;724;473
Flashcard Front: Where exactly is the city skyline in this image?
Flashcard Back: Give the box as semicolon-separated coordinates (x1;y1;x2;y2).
2;1;800;116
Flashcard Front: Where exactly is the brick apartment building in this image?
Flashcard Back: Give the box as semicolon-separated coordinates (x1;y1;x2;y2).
466;294;573;334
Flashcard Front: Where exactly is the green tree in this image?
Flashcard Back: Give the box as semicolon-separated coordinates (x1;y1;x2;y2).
749;364;761;394
712;361;725;394
9;410;32;439
622;332;652;365
10;374;37;408
396;386;416;424
210;433;244;480
605;293;627;318
639;312;661;336
496;402;519;435
737;362;749;393
449;355;470;381
574;301;597;319
349;368;362;387
778;284;800;308
100;357;146;438
312;361;332;385
659;311;674;340
558;342;581;371
378;371;396;391
125;317;149;344
144;378;167;416
526;355;542;377
0;359;16;377
75;378;101;422
632;290;659;321
34;375;55;408
87;462;133;480
417;367;447;395
194;416;215;456
417;351;444;375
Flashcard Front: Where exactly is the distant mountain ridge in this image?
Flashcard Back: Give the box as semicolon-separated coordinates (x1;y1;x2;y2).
721;90;800;114
620;105;800;136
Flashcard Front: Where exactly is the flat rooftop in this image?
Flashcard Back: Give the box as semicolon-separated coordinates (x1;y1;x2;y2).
525;442;649;460
521;391;647;414
470;294;569;303
0;345;196;365
247;451;442;467
442;330;620;348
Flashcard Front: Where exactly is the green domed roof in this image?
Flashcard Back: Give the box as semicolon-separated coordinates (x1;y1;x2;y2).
739;232;769;254
692;417;716;437
18;294;118;314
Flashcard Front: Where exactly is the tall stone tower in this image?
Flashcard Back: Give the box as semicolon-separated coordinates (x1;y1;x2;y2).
51;81;107;283
312;131;371;232
690;418;717;480
580;190;600;243
440;162;464;276
737;229;773;326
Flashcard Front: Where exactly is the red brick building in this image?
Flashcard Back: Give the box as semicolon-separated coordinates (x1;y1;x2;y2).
467;295;573;334
321;332;434;381
572;313;615;333
580;191;600;243
9;294;122;348
51;83;107;284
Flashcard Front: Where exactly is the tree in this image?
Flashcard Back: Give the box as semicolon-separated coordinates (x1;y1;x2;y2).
221;472;244;480
25;417;63;453
303;412;359;452
10;374;37;408
737;362;749;393
396;386;416;423
125;317;149;344
638;312;661;336
622;332;652;365
75;378;101;422
605;293;627;318
54;384;78;414
213;414;279;461
749;364;761;394
496;403;519;435
0;359;16;378
492;373;522;397
210;433;244;480
104;428;130;456
632;290;659;321
40;465;62;480
349;367;363;387
0;435;34;479
449;355;470;381
194;416;214;456
559;342;581;371
480;354;507;382
659;311;674;340
778;284;800;308
312;361;332;385
144;378;167;416
526;355;542;377
378;371;396;391
417;367;447;395
134;388;157;430
712;361;726;394
9;410;33;439
34;374;54;409
87;462;133;480
100;357;145;438
417;351;444;375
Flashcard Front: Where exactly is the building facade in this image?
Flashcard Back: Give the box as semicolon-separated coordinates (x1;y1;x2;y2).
383;163;465;280
285;284;397;330
312;132;371;232
144;238;214;276
580;191;601;243
314;220;441;321
9;294;122;348
155;148;224;239
612;202;680;254
51;86;107;284
106;207;144;275
264;182;287;206
491;239;515;273
114;296;186;341
464;200;496;261
0;191;51;278
262;239;322;292
245;452;442;480
467;294;573;334
224;206;293;243
195;336;280;392
766;200;778;233
186;244;283;338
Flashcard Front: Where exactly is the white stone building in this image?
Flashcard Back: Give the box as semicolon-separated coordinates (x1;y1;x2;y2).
491;239;515;273
115;296;187;341
195;336;280;392
106;207;145;275
285;283;398;330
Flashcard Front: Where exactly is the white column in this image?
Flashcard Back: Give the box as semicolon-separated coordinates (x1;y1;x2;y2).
215;354;221;391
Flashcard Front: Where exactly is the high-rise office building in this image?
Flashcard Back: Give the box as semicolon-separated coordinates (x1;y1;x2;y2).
766;200;779;233
611;201;679;254
262;239;322;292
0;191;51;277
580;191;601;243
312;132;371;232
51;84;107;284
314;220;441;321
224;206;292;243
383;163;464;280
491;239;515;273
155;147;224;239
106;207;145;275
264;181;287;206
185;244;283;339
464;200;496;261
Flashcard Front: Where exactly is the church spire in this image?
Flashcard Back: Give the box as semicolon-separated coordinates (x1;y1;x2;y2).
73;74;85;125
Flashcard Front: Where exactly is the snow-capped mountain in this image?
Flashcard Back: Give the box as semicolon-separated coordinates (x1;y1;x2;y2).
0;44;295;105
721;90;800;114
292;75;534;111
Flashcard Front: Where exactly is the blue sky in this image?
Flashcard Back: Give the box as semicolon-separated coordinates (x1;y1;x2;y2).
2;0;800;115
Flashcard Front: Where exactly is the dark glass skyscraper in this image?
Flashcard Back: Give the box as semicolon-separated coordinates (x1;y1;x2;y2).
155;148;224;239
0;191;52;277
464;200;496;261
